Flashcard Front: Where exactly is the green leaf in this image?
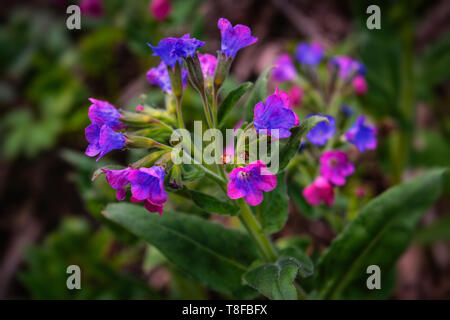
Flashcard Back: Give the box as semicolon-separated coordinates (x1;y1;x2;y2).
103;203;258;295
244;248;312;300
218;82;253;127
279;246;314;278
244;66;273;121
278;115;328;171
315;169;446;299
188;189;239;216
256;173;288;234
182;164;205;181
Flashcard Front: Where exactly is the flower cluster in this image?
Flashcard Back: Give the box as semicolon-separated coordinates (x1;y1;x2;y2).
270;42;377;207
85;18;266;213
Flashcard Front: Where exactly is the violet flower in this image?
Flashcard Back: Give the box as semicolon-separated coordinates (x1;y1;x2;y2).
295;42;324;66
218;18;258;58
102;168;133;200
345;116;377;152
148;34;205;67
272;54;297;82
254;89;298;139
227;160;277;206
305;114;335;146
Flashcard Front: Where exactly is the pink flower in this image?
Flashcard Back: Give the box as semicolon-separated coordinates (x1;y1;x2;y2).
198;53;217;79
319;150;354;186
302;176;334;206
353;75;367;95
227;160;277;206
288;85;303;108
150;0;171;21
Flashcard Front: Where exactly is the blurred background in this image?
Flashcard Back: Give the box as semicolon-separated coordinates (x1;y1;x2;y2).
0;0;449;299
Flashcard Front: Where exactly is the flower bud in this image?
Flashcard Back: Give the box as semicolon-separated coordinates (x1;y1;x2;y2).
132;150;170;168
184;53;205;95
213;51;233;91
168;164;182;189
167;62;184;99
125;134;171;150
120;111;153;127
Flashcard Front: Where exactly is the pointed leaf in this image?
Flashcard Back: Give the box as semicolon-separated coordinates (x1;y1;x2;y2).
218;82;253;127
244;66;273;121
188;189;239;216
315;169;446;299
103;203;258;295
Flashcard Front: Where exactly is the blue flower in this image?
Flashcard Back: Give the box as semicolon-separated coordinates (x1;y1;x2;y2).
146;61;188;93
345;116;377;152
340;104;353;116
148;34;205;67
218;18;258;58
305;114;335;146
295;42;324;66
85;124;126;161
253;90;298;139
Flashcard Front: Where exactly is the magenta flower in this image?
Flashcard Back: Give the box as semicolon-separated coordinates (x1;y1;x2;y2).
272;54;297;82
148;34;205;67
227;160;277;206
218;18;258;58
288;85;303;107
80;0;103;17
320;150;354;186
102;168;133;200
85;124;126;161
146;61;188;93
330;56;365;79
302;176;335;206
198;53;217;79
254;89;298;139
352;75;368;95
149;0;171;21
305;114;335;146
128;166;167;214
345;116;377;152
295;42;324;66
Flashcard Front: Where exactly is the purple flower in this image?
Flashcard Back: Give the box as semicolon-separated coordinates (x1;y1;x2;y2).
330;56;365;79
102;168;133;201
305;114;335;146
88;98;121;129
295;42;324;66
128;166;167;214
227;160;277;206
198;53;217;79
302;176;334;206
320;150;354;186
272;54;297;82
218;18;258;58
80;0;103;17
254;89;298;139
146;61;188;93
345;116;377;152
148;34;205;67
85;124;126;161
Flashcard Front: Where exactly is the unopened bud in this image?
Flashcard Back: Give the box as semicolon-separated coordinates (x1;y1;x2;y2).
213;51;233;91
132;150;170;168
168;165;182;189
125;134;171;150
167;62;183;100
184;53;205;94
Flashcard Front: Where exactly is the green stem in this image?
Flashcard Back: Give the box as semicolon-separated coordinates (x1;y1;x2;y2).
175;96;185;130
237;198;277;262
212;86;219;127
200;91;214;129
